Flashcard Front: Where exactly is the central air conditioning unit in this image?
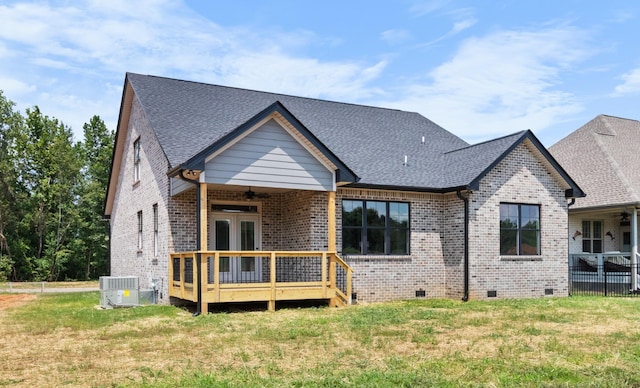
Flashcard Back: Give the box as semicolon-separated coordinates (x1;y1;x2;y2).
99;276;140;309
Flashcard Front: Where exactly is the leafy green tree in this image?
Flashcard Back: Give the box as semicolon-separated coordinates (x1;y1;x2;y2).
76;116;114;279
16;107;82;281
0;90;114;281
0;91;27;281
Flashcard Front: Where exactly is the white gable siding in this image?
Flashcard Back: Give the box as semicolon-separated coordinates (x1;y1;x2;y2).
205;119;334;191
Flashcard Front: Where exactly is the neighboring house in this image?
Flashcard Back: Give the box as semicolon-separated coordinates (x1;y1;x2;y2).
549;115;640;291
105;73;584;313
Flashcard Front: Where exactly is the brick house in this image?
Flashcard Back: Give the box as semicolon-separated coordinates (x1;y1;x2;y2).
105;73;584;312
549;115;640;292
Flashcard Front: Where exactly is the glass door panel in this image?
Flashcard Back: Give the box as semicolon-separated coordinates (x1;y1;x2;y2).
239;218;260;281
214;219;232;282
210;213;261;283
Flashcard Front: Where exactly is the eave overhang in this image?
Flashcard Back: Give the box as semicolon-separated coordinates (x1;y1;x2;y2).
103;76;135;218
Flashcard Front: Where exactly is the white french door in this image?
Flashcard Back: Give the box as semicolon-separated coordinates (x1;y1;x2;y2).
210;213;262;283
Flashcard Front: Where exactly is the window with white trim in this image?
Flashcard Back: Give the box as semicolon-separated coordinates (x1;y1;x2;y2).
582;220;602;253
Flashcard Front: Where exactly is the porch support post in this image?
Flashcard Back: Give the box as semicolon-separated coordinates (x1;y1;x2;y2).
268;252;276;312
328;191;336;252
199;179;208;314
632;207;638;291
200;180;208;251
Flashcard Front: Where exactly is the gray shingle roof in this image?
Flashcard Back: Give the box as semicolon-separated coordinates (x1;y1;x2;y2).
549;114;640;209
125;72;576;192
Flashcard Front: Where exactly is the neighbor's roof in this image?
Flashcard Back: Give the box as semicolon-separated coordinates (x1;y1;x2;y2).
549;114;640;209
121;72;582;193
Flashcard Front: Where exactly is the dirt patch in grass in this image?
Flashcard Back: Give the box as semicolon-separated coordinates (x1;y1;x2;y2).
0;294;36;310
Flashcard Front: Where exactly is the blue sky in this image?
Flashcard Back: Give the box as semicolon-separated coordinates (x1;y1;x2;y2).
1;0;639;146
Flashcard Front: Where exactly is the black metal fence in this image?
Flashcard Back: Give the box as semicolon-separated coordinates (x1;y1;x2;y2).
569;262;640;297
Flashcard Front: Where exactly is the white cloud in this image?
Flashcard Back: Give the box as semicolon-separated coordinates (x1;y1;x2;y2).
208;53;387;101
381;29;412;45
613;68;640;95
0;1;386;139
0;77;36;98
379;26;591;143
451;18;476;34
408;0;448;17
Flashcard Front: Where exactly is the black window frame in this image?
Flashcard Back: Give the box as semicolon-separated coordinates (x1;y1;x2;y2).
341;199;410;255
153;204;159;257
137;210;143;252
133;137;141;182
500;203;541;256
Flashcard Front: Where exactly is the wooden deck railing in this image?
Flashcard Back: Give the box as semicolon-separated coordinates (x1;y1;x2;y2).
169;251;353;312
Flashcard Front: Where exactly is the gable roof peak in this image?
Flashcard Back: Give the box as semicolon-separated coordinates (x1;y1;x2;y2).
599;114;639;122
445;130;528;155
549;113;640;208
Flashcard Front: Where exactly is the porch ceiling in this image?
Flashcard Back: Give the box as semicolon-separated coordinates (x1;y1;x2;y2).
570;204;640;218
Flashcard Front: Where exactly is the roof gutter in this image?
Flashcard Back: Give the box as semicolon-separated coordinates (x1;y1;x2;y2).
179;169;203;317
456;190;470;302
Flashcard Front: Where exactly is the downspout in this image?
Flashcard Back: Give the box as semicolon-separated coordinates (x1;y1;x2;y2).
179;170;202;316
631;207;638;291
107;221;112;276
456;190;469;302
567;198;575;296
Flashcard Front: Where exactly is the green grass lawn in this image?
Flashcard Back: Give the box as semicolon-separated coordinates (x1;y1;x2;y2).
1;293;640;387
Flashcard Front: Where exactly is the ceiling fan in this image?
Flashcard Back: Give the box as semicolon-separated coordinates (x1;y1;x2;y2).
621;211;630;222
244;187;270;200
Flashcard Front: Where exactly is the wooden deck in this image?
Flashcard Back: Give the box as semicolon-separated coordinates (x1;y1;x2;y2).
169;251;353;312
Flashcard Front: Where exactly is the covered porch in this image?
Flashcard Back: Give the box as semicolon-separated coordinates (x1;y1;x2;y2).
169;250;352;312
166;107;359;312
166;183;354;312
569;206;639;291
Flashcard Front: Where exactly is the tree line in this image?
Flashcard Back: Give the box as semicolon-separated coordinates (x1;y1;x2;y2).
0;90;114;281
